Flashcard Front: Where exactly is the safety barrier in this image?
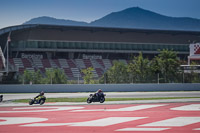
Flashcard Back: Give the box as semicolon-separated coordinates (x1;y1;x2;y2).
0;83;200;93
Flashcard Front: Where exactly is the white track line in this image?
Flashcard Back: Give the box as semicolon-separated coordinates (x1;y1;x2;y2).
72;104;167;112
22;117;146;127
0;106;84;113
171;104;200;111
141;117;200;127
116;128;170;131
0;117;48;125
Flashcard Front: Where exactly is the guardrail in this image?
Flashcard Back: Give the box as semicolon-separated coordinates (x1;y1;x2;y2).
0;83;200;93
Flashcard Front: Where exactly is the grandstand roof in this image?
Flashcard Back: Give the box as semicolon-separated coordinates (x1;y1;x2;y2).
0;24;200;56
1;24;200;36
1;24;200;45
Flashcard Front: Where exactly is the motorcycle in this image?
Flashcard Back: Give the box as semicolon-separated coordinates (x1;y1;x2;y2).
0;95;3;102
29;95;46;105
87;93;106;103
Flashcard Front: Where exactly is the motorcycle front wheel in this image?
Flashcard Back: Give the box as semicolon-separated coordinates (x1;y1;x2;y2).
39;99;45;105
87;98;92;104
100;97;105;103
29;99;34;105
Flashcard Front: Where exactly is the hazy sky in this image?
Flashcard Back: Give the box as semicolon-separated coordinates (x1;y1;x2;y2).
0;0;199;29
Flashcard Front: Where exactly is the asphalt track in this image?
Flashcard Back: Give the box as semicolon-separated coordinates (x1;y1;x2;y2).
2;91;200;101
0;92;200;133
0;103;200;133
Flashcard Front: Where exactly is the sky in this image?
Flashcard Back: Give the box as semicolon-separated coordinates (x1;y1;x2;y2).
0;0;200;29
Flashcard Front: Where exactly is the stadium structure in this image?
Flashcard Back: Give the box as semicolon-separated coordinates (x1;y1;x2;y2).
0;24;200;81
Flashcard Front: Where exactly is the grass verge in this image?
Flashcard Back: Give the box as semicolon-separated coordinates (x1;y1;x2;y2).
13;97;200;103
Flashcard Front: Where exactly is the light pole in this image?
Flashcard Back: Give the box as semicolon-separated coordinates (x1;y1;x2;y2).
78;74;79;84
23;75;24;85
51;72;53;85
6;32;11;75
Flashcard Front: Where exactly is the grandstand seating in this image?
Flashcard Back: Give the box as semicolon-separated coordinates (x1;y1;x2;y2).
32;58;43;68
26;67;35;72
62;68;73;78
67;59;76;68
13;58;24;68
8;58;128;79
22;58;32;68
102;59;112;69
42;59;51;68
59;59;69;68
83;59;93;68
96;59;105;68
95;68;104;77
49;59;59;68
75;59;86;69
71;67;81;78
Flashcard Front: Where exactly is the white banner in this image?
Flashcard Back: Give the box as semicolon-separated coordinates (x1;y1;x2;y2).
190;43;200;56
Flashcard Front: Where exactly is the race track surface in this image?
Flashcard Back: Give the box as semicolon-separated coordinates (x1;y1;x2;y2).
3;91;200;101
0;103;200;133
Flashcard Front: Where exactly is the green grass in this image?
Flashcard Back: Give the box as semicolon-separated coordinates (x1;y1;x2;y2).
13;97;200;103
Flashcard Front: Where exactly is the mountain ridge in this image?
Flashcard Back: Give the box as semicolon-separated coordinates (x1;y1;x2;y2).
23;7;200;31
24;16;88;26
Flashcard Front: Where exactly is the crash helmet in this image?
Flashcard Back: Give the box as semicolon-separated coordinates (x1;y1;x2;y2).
98;89;102;92
40;91;44;95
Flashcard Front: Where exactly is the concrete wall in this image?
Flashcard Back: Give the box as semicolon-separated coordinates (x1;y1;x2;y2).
0;83;200;93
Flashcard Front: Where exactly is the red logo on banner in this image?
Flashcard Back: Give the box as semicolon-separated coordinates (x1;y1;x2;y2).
194;44;200;54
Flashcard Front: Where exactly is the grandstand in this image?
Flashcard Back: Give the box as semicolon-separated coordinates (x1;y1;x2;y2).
0;24;200;81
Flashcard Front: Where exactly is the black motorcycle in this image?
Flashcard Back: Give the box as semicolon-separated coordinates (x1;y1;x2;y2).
87;93;106;103
29;95;46;105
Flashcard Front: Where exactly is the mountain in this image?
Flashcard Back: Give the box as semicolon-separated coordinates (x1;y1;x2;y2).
23;7;200;31
91;7;200;31
24;16;88;26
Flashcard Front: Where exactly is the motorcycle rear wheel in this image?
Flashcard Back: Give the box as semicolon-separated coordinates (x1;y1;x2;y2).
39;99;45;105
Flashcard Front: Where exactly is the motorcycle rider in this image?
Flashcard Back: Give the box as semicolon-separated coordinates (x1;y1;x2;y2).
87;89;106;104
34;91;44;100
95;89;104;100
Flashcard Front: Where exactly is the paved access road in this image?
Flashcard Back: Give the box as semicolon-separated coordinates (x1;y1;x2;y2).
0;103;200;133
2;91;200;101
